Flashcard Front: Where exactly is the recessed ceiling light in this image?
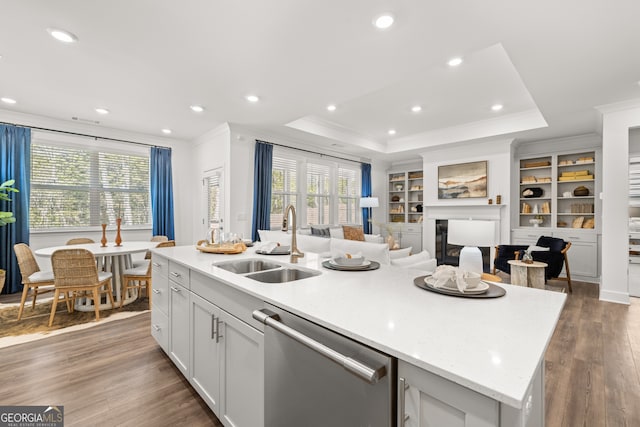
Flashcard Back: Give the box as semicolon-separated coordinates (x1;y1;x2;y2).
491;104;504;111
246;94;260;103
47;28;78;43
388;129;396;135
447;57;463;67
161;129;172;135
327;104;337;112
190;105;205;113
95;107;109;115
411;105;422;113
373;13;395;29
1;97;17;104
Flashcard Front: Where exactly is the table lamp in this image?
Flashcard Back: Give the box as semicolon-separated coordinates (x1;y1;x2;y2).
447;219;495;275
360;197;379;234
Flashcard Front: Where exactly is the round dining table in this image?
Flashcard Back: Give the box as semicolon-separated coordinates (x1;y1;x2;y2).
35;241;157;311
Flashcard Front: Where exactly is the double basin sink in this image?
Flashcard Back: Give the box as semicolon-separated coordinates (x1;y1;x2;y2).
214;259;320;283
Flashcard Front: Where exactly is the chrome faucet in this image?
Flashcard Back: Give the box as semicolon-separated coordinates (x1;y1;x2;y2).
282;204;304;264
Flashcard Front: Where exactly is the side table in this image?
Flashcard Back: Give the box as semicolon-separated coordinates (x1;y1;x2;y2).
508;260;548;289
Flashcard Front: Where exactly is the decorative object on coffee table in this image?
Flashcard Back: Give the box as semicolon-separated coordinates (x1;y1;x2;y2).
101;224;108;247
115;218;122;246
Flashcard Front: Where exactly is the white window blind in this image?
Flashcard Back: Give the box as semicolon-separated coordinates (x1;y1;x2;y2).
306;163;330;225
337;165;360;224
206;174;221;223
269;150;362;228
30;142;150;229
271;156;298;229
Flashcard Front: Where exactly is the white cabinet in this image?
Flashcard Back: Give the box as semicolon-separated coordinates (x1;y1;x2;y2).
388;170;424;224
553;230;597;278
399;360;544;427
399;224;423;252
190;293;265;427
190;293;222;413
399;360;499;427
217;308;264;427
169;281;190;376
150;254;170;352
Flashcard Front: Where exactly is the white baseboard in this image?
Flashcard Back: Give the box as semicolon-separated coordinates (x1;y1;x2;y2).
599;289;630;305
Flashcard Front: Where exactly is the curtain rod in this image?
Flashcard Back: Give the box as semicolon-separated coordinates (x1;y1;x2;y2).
0;121;163;149
262;140;367;165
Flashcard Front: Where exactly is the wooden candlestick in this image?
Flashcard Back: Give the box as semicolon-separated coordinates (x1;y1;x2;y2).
101;224;107;247
115;218;122;246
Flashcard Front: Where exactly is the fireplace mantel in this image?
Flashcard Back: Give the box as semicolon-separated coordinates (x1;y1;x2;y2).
425;204;506;221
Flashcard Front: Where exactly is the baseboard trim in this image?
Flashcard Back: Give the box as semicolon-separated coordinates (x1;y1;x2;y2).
599;289;630;305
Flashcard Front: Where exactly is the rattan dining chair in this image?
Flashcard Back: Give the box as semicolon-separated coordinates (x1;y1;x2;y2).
49;248;115;327
14;243;71;320
121;240;175;309
66;238;95;245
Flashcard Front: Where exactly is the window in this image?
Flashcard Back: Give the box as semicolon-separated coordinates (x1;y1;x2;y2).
269;150;361;228
270;157;297;230
30;139;150;229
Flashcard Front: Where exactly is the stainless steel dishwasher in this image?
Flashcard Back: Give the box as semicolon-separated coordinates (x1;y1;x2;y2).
253;303;396;427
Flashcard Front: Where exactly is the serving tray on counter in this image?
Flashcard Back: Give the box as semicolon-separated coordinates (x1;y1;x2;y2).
322;260;380;272
413;275;506;298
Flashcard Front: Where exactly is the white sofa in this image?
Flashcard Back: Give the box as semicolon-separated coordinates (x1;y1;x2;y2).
257;229;436;271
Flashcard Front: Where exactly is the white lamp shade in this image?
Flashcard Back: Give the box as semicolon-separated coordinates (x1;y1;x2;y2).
360;197;379;208
447;219;495;247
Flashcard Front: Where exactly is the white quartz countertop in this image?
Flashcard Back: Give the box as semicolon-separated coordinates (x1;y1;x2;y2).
153;245;566;409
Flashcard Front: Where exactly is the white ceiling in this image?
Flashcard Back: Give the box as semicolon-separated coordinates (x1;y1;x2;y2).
1;0;639;160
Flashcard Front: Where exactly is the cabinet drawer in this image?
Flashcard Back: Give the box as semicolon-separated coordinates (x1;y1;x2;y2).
168;260;190;288
151;309;169;352
191;271;264;332
553;230;596;243
151;254;169;277
151;273;169;315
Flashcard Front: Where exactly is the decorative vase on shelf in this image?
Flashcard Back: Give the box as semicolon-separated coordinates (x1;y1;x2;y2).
529;218;543;227
115;218;122;246
101;223;107;247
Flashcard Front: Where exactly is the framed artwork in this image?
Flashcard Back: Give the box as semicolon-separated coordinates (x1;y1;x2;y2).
438;161;487;199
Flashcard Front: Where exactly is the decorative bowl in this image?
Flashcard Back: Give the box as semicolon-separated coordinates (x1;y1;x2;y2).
529;218;544;227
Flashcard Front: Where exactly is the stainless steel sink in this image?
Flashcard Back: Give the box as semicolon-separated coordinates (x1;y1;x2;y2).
214;259;282;274
246;268;320;283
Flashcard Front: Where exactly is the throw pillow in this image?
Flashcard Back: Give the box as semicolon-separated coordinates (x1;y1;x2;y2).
311;225;331;237
329;226;344;239
527;245;550;253
389;246;412;259
342;225;365;241
330;239;390;265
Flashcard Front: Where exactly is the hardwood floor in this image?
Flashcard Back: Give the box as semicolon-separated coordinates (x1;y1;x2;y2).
0;281;638;426
0;312;222;427
544;281;640;427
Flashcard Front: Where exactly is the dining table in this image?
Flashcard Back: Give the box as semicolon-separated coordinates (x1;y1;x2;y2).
35;241;157;311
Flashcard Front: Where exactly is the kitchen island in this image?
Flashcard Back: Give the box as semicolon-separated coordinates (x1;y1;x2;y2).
151;245;566;427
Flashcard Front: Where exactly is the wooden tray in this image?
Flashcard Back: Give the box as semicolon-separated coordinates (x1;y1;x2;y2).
196;241;246;254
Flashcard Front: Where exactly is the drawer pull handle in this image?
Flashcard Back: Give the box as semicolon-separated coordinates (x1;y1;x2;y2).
170;286;181;292
152;262;161;267
170;272;181;278
152;289;161;294
152;324;161;331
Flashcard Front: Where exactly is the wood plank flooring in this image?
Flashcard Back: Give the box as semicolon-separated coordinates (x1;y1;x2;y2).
1;281;639;426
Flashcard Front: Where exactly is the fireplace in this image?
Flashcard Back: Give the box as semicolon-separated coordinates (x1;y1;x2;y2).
435;219;491;272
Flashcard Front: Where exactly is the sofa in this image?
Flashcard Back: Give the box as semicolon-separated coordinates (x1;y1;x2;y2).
257;227;436;272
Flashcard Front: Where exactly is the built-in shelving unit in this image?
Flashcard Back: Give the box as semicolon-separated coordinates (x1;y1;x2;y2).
518;151;596;229
388;170;423;223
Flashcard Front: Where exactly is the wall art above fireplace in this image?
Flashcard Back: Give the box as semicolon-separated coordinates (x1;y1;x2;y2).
438;160;487;199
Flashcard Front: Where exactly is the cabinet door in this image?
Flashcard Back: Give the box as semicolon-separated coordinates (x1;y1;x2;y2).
190;293;221;413
399;361;499;427
218;308;264;427
169;281;190;376
553;231;597;277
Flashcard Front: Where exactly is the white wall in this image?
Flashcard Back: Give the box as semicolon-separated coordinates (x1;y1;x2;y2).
191;123;231;242
599;101;640;304
420;139;513;257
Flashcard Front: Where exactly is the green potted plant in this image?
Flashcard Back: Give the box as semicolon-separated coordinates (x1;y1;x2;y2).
0;179;19;294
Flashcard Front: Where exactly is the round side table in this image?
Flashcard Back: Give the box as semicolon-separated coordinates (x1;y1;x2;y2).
507;260;548;289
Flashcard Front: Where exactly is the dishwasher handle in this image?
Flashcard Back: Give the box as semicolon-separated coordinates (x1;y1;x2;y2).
253;309;386;385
